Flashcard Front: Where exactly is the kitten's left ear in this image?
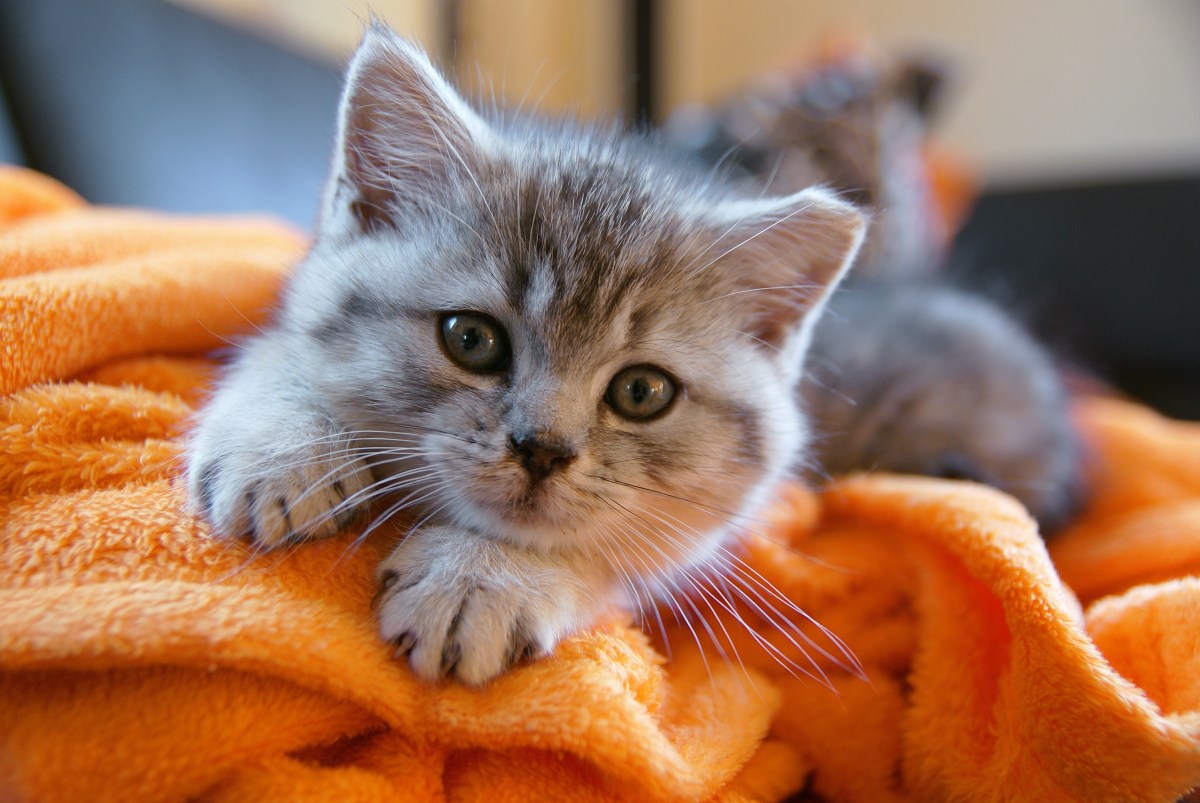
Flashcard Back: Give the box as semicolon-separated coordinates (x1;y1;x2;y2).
321;23;492;236
706;188;866;353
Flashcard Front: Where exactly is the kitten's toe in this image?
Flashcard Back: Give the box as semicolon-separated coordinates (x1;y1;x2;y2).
247;459;372;547
187;446;372;548
378;578;559;685
446;593;532;685
375;527;598;685
188;458;250;537
392;630;417;658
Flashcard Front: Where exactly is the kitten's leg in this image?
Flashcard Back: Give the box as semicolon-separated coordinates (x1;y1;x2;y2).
376;527;611;685
186;334;373;548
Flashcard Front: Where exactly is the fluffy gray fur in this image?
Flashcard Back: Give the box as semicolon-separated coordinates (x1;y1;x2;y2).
185;25;865;685
804;282;1081;529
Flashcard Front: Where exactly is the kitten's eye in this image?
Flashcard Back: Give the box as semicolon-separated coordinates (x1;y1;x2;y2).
606;365;676;420
439;312;510;373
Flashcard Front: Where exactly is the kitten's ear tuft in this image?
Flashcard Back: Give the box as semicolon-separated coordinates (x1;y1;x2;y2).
707;189;866;351
324;25;490;235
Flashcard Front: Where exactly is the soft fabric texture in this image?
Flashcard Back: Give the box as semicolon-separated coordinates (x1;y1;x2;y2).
1;165;1198;802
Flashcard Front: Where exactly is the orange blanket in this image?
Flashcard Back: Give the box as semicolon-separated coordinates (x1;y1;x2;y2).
1;165;1198;802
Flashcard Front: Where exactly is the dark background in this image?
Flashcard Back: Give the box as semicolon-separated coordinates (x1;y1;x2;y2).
2;0;1196;419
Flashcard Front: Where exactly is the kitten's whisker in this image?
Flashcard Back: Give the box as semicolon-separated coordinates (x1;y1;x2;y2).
675;203;757;276
617;500;835;690
599;497;760;692
588;522;653;634
709;572;843;687
426;198;488;248
586;474;761;526
598;513;715;683
644;498;863;663
590;467;851;570
632;568;673;662
269;448;423;514
361;420;478;446
344;477;460;554
703;283;819;304
326;466;443;520
619;535;710;686
526;65;568;117
712;553;866;680
417;105;500;233
690;202;816;277
692;138;748;201
205;523;312;586
722;327;783;353
759;148;788;197
331;478;463;569
288;448;451;539
634;500;862;683
387;492;461;547
508;58;549;120
295;429;427;445
194;317;254;351
236;444;430;477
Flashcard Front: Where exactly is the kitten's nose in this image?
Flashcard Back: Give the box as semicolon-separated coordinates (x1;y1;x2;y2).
509;432;576;482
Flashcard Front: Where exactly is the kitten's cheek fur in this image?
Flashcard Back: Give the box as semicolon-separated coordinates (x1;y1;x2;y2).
376;526;610;685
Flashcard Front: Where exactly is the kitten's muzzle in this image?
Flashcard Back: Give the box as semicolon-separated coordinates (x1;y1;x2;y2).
508;433;576;483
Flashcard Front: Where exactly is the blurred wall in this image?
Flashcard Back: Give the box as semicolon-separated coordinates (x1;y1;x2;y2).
658;0;1200;187
454;0;624;121
0;0;345;224
169;0;443;62
176;0;1200;188
168;0;626;120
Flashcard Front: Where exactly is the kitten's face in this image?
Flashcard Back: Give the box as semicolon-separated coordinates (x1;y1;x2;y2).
281;28;864;577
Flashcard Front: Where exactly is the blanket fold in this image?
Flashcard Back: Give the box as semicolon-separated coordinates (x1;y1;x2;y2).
1;165;1198;802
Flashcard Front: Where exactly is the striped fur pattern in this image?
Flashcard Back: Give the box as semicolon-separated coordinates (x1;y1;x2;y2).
185;25;865;685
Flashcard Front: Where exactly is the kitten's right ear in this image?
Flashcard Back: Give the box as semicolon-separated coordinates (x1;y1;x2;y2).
323;24;491;235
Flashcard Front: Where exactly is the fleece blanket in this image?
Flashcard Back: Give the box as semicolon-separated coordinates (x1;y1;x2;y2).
1;165;1198;802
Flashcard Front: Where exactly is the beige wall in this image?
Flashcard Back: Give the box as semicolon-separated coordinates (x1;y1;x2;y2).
455;0;624;120
170;0;625;118
172;0;1200;186
168;0;443;62
660;0;1200;186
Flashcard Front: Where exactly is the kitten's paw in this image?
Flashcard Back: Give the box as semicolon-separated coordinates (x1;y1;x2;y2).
376;527;597;685
187;424;373;548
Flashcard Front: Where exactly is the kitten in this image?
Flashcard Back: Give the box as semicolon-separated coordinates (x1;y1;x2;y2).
185;25;865;685
668;53;1083;532
665;53;950;281
804;282;1081;530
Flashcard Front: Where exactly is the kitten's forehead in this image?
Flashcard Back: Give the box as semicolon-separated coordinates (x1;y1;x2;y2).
479;146;721;365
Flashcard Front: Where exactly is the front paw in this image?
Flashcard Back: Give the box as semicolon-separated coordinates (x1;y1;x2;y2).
376;526;599;685
187;419;373;548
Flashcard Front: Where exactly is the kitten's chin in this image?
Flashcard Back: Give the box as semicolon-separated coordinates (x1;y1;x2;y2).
449;502;584;552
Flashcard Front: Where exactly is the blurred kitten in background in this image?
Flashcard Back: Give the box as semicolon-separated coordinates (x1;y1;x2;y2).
666;48;1083;529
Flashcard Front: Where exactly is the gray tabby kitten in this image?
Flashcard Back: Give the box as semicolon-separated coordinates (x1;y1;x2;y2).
667;54;1083;530
185;25;865;685
805;282;1081;530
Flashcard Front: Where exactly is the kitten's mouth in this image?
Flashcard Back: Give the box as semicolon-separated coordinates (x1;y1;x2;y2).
449;454;585;533
509;479;555;516
497;470;581;526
